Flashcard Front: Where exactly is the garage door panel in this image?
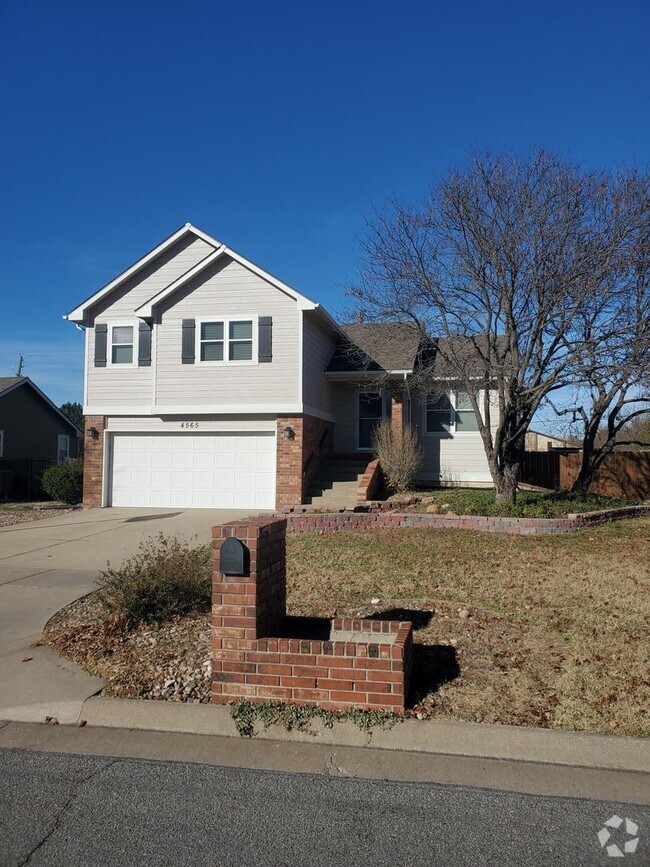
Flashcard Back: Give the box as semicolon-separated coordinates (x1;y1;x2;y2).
110;432;275;509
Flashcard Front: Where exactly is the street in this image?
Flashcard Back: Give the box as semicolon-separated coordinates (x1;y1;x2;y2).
1;746;647;867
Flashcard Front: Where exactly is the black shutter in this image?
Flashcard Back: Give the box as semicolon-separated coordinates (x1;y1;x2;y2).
94;323;108;367
182;319;196;364
138;321;152;366
258;316;272;362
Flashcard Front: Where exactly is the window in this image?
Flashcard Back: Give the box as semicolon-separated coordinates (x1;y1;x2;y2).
455;391;480;431
57;434;70;463
198;318;255;364
425;392;453;433
425;390;481;434
110;325;134;364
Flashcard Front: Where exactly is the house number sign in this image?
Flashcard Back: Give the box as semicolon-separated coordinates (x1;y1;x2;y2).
180;422;199;429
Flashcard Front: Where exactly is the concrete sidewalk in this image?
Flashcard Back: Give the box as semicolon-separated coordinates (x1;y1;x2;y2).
0;507;257;722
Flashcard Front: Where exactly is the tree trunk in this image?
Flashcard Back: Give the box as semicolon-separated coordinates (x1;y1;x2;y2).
491;460;519;505
570;434;597;494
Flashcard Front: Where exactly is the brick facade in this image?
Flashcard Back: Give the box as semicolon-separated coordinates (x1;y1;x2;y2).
212;516;412;713
275;413;332;508
82;415;106;508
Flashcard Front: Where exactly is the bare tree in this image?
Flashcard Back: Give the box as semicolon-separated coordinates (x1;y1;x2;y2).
349;151;649;503
548;180;650;490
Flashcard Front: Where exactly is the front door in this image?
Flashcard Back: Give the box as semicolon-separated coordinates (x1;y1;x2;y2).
357;389;390;450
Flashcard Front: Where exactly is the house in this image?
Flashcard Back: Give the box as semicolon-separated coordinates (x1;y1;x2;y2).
524;430;575;452
65;223;496;510
0;377;82;499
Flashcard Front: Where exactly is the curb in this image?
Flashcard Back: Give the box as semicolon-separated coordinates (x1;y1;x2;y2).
79;696;650;774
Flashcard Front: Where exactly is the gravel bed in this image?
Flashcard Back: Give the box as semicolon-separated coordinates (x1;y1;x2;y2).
0;505;74;526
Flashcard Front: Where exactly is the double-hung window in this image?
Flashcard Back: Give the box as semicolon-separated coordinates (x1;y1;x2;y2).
110;325;134;365
425;390;481;434
198;318;255;363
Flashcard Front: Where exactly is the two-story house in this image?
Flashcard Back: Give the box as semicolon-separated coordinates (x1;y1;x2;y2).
65;224;494;510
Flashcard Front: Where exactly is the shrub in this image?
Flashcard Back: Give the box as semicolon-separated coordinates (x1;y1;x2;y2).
96;533;213;629
371;419;423;493
41;462;83;504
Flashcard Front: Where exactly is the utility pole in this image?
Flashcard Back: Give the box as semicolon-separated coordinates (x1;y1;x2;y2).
15;355;24;377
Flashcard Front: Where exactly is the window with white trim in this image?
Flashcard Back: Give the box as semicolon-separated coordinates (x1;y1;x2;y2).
57;434;70;463
198;318;255;363
110;324;134;364
425;390;481;434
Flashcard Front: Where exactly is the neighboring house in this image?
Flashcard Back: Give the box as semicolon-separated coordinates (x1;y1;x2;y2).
525;430;574;452
65;223;497;510
0;377;82;499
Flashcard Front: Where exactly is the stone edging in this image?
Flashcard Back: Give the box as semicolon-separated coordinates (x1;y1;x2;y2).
277;504;650;535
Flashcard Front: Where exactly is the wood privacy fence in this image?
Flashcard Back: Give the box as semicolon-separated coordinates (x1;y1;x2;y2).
559;451;650;500
521;450;650;500
519;451;561;490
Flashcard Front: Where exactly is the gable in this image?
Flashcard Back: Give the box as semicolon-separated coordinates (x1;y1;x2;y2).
0;378;82;435
66;223;325;325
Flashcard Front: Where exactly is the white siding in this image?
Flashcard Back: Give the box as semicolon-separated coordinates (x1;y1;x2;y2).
85;234;215;409
302;312;336;416
412;391;499;485
154;256;300;408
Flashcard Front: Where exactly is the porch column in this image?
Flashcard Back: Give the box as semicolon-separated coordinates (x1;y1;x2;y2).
390;389;405;441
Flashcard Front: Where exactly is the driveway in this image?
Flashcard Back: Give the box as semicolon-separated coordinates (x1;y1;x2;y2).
0;507;259;723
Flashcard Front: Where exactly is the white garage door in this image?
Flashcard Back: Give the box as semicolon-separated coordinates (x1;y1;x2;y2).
109;432;276;509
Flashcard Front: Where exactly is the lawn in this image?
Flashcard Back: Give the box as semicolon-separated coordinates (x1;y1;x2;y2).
286;517;650;737
390;488;637;518
44;515;650;738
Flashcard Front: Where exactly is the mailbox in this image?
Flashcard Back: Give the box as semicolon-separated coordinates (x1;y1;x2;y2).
220;537;249;576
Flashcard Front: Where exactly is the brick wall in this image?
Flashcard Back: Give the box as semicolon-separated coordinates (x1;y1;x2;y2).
212;516;412;713
281;505;650;535
275;414;332;508
357;458;383;503
82;415;106;508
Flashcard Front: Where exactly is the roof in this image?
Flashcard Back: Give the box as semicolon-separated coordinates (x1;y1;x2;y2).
327;322;423;373
0;376;23;396
326;323;507;379
0;377;82;435
65;222;331;324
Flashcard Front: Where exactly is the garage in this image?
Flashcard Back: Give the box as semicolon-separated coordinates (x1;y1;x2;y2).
109;431;276;509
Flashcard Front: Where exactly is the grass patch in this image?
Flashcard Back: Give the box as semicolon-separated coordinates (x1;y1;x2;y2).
395;488;637;518
286;518;650;737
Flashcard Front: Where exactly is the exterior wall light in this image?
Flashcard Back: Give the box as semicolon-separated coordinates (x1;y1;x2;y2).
87;427;98;439
283;426;295;439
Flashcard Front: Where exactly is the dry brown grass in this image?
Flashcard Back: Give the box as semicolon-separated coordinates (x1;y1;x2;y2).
285;517;650;737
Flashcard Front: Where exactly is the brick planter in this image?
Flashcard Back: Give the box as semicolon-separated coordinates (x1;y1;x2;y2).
212;516;412;713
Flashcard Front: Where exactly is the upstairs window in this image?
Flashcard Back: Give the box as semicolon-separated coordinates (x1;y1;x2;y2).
198;318;255;364
110;325;134;364
455;391;480;431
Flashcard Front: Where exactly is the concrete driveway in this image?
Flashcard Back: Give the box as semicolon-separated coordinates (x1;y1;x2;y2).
0;507;259;723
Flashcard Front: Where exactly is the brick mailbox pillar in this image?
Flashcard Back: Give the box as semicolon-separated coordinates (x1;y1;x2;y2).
212;516;413;713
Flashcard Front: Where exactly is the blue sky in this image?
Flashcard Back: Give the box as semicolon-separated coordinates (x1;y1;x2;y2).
1;0;649;411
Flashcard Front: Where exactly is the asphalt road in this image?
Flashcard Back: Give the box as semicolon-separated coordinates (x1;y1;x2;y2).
0;748;647;866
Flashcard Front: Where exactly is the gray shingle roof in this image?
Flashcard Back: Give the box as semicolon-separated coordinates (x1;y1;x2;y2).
0;376;23;396
327;323;423;373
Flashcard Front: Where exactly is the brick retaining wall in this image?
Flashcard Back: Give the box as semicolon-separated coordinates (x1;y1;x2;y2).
282;504;650;536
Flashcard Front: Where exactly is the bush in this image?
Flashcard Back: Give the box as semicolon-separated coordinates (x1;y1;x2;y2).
96;533;213;629
371;419;423;493
41;462;83;504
